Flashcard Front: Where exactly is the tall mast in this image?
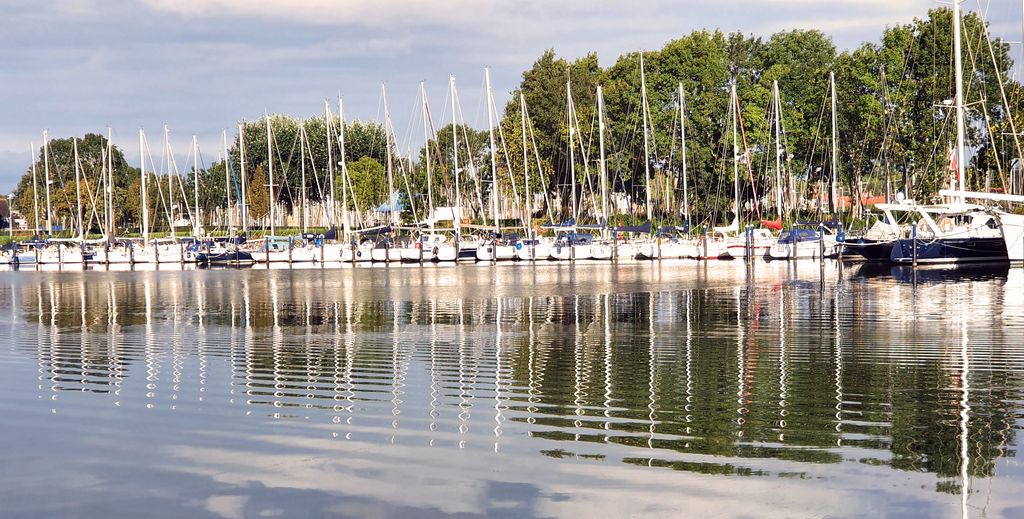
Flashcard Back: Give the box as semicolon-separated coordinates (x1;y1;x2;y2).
485;67;500;237
338;97;351;239
731;84;740;225
192;134;201;237
238;122;248;237
830;71;839;214
265;114;276;235
165;125;175;239
106;128;114;240
73;137;83;241
43;131;53;236
953;0;967;199
639;51;654;219
567;80;578;223
30;142;40;234
520;92;531;232
324;99;336;229
450;75;462;242
139;129;149;243
597;85;609;231
223;129;233;233
381;83;398;227
420;82;435;225
773;80;784;217
678;82;690;227
299;124;308;235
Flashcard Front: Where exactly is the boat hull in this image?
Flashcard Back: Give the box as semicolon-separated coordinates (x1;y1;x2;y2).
996;212;1024;261
890;237;1008;264
840;239;895;262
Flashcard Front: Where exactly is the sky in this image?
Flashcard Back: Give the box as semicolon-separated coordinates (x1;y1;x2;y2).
1;0;1022;194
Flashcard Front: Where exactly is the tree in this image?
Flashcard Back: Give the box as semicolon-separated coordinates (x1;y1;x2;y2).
248;165;270;223
339;156;388;220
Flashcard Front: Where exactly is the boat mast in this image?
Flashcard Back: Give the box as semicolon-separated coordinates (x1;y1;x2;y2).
520;91;531;234
567;80;578;223
773;80;784;217
30;142;40;235
238;122;248;237
420;82;435;227
679;82;690;227
43;131;53;236
597;85;609;234
193;135;201;237
324;99;335;229
381;83;398;228
731;84;740;227
338;97;352;240
139;129;149;243
485;68;500;238
299;124;308;235
73;137;83;242
829;71;839;214
223;129;233;234
107;128;115;241
640;51;654;219
450;75;462;246
165;125;176;239
953;0;967;200
265;114;275;235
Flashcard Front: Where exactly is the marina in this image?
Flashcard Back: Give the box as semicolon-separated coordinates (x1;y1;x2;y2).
6;1;1024;517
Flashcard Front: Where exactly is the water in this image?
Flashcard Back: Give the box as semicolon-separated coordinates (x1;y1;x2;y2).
2;261;1023;518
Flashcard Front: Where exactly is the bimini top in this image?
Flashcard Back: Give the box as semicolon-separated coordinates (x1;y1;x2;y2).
613;220;653;234
777;228;825;244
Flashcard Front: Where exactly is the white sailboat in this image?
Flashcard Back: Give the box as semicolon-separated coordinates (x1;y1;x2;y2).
726;80;786;259
476;68;517;262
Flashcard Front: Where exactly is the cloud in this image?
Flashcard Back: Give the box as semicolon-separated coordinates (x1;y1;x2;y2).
2;0;1021;192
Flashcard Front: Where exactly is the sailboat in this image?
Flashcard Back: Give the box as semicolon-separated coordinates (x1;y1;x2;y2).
839;200;914;261
889;2;1009;264
938;189;1024;261
638;82;694;260
766;75;840;260
368;84;406;263
725;80;787;259
690;84;743;260
476;68;519;262
547;77;614;261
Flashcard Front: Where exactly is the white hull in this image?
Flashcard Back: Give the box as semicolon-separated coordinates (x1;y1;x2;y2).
590;243;613;260
515;243;552;261
371;248;404;262
997;212;1024;261
399;247;436;262
340;244;374;263
767;238;838;260
689;240;729;259
549;243;594;261
637;240;691;260
724;243;772;259
476;244;517;262
436;244;458;262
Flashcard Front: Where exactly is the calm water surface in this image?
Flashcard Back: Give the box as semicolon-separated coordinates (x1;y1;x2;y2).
2;261;1024;518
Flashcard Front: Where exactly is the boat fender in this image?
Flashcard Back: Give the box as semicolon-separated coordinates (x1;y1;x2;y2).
356;250;362;258
515;242;523;250
432;246;439;256
415;242;421;249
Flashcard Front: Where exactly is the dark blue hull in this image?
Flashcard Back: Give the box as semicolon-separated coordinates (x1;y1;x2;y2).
196;251;254;265
840;239;894;262
890;237;1007;264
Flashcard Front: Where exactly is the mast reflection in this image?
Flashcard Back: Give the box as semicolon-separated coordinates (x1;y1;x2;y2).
2;265;1019;494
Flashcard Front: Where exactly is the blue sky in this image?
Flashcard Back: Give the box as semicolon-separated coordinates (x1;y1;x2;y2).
1;0;1021;193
